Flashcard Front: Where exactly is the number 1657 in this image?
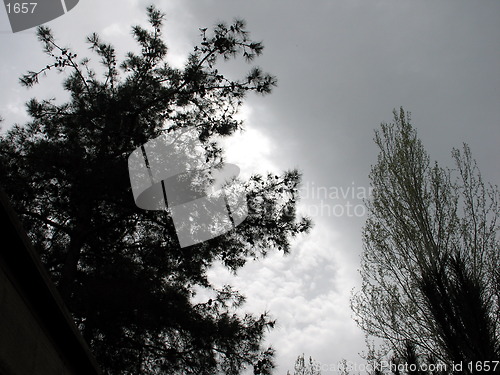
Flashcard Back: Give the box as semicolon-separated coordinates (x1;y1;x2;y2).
6;3;38;14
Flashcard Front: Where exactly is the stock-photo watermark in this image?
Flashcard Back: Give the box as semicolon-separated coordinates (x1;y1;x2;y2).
298;181;373;218
128;128;247;248
317;360;500;374
3;0;79;33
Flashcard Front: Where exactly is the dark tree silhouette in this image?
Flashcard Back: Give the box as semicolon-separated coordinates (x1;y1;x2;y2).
0;7;311;374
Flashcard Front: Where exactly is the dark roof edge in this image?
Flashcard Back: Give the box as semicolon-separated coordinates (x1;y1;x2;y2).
0;187;101;375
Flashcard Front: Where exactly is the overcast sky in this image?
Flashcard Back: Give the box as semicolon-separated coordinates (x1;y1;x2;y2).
1;0;499;373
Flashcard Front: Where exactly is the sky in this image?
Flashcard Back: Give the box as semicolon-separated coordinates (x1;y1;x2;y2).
1;0;499;373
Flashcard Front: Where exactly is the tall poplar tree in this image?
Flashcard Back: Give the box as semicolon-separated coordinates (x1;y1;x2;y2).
352;108;499;373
